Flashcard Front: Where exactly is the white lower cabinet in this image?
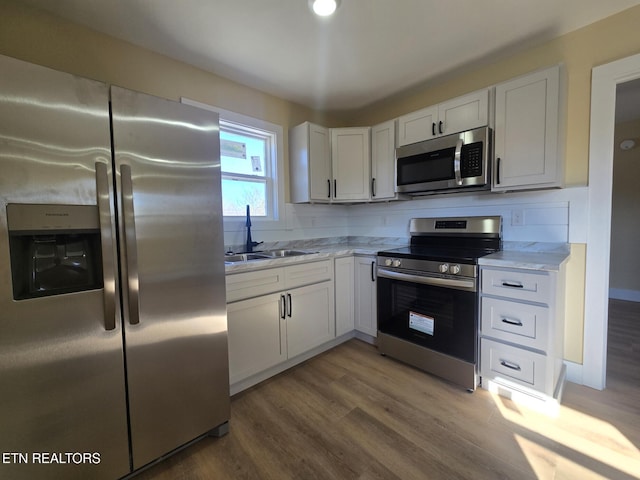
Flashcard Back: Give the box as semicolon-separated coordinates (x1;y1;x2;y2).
334;256;355;336
226;260;335;387
227;293;285;384
285;281;335;358
480;265;566;410
355;255;377;337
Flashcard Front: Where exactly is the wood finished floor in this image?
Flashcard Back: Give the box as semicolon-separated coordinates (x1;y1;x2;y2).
135;301;640;480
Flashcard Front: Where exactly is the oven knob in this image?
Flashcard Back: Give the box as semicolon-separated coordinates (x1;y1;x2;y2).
450;264;461;275
392;259;402;268
439;263;449;273
384;258;393;267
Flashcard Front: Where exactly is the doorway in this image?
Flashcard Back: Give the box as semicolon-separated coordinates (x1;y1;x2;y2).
585;52;640;390
607;78;640;385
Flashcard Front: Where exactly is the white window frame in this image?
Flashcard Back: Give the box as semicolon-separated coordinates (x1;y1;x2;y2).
181;98;285;231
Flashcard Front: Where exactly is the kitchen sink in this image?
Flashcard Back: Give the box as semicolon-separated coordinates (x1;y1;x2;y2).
224;249;318;264
259;249;316;258
224;253;270;263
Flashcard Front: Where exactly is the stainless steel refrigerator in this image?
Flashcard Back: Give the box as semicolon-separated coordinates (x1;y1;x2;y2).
0;54;230;479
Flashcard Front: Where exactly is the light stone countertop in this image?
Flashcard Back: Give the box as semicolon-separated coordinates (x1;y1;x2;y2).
224;241;404;274
478;242;571;272
224;238;571;274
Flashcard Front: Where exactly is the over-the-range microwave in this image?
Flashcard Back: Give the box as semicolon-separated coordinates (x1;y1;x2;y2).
395;126;492;195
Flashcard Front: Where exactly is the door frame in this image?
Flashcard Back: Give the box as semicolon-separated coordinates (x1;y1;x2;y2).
584;52;640;389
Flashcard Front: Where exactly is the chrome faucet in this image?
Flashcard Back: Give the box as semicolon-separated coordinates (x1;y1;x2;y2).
245;205;262;253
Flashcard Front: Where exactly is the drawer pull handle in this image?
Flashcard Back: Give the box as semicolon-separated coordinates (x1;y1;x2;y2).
502;281;524;289
500;359;522;371
501;318;523;326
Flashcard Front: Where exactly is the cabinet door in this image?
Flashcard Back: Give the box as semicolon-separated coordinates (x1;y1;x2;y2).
355;256;377;336
309;123;333;201
286;281;335;358
397;105;438;146
438;89;489;136
227;293;286;384
290;122;331;203
371;120;398;201
331;127;371;201
493;66;561;191
335;257;355;336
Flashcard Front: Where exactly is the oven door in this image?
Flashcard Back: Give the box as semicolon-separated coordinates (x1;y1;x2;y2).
377;269;478;363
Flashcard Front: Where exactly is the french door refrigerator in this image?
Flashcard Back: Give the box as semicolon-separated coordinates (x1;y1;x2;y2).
0;54;230;479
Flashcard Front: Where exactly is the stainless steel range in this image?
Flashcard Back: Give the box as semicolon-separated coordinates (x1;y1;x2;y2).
376;216;502;390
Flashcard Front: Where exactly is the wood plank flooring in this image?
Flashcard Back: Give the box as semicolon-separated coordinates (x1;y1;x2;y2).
135;303;640;480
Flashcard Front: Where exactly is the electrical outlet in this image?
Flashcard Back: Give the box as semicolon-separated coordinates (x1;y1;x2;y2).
512;209;524;226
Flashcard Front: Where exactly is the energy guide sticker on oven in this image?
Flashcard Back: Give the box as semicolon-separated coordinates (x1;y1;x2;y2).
409;311;434;336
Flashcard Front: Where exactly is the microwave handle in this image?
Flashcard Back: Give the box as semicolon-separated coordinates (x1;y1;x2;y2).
454;138;463;186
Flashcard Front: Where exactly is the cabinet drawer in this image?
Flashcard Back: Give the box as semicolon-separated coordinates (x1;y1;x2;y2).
481;268;551;304
481;297;548;351
285;260;333;289
226;267;285;303
481;339;547;390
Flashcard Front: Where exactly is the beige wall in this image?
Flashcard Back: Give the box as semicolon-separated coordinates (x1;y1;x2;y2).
610;118;640;294
346;5;640;189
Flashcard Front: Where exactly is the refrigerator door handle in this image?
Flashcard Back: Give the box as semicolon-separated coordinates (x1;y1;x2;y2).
120;164;141;325
95;162;117;331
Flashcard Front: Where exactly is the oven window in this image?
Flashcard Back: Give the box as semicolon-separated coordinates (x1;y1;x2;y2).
377;276;477;363
396;147;455;185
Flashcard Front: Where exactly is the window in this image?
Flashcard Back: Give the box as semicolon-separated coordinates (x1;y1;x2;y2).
220;121;273;217
180;98;284;226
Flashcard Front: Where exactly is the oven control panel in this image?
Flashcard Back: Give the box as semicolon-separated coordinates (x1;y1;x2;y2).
383;258;465;275
383;258;403;268
378;257;476;277
438;263;462;274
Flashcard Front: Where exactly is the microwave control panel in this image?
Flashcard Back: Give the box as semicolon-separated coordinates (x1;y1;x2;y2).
461;142;483;178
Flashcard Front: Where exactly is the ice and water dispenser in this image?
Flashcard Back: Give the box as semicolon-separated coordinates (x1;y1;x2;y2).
7;204;103;300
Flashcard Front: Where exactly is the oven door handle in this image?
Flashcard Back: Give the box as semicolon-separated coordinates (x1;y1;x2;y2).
454;138;464;186
377;268;476;291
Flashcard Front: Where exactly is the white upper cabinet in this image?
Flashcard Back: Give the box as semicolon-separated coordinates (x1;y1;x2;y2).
492;65;563;191
290;123;371;203
331;127;371;202
397;105;438;146
370;119;402;201
397;89;489;146
290;122;332;203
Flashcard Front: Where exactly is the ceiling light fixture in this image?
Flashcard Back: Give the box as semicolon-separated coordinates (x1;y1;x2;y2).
620;139;636;150
309;0;340;17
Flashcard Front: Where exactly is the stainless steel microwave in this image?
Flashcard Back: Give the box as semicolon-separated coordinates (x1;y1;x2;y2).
395;126;492;195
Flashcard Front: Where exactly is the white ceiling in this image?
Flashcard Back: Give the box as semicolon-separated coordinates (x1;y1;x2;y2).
18;0;640;111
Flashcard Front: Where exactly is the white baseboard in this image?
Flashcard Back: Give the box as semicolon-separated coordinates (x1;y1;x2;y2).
609;288;640;302
565;360;583;386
